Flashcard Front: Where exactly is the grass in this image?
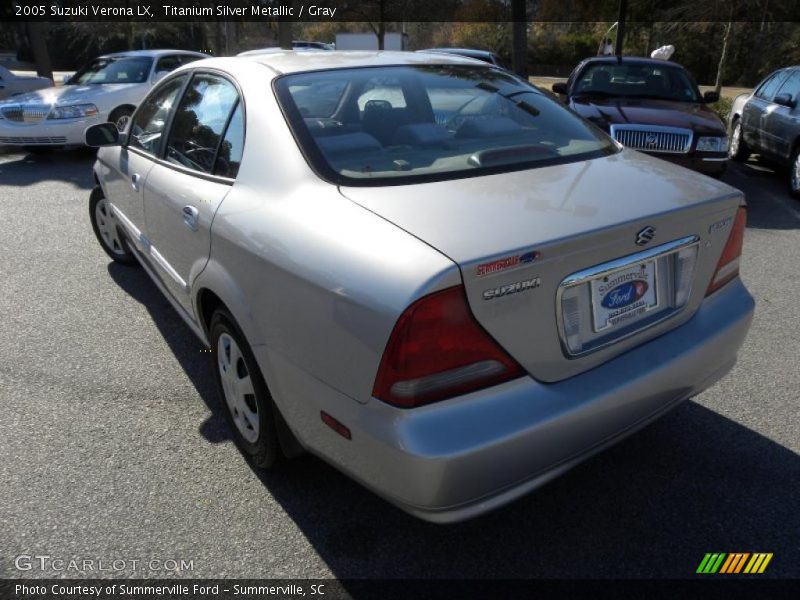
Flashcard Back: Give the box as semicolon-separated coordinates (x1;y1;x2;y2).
708;95;734;123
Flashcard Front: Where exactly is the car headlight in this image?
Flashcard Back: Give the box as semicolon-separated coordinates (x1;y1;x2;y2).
47;104;99;120
696;136;728;152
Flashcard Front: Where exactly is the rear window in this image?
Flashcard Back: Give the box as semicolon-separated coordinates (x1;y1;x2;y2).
274;65;617;186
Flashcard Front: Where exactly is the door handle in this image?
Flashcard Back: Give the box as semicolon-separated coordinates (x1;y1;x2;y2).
131;173;142;191
182;205;199;232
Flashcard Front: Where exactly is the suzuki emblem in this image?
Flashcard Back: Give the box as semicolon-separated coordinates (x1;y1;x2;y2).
635;226;656;246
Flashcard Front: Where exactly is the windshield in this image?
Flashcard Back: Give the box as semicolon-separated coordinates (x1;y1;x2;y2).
573;62;702;102
67;57;153;85
275;65;617;185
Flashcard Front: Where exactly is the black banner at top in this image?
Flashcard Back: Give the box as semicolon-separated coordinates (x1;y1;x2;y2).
2;0;800;23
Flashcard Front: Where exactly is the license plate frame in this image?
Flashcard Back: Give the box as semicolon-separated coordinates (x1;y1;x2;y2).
590;260;660;333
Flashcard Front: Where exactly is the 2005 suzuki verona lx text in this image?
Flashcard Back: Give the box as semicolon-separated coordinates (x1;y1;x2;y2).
85;51;754;523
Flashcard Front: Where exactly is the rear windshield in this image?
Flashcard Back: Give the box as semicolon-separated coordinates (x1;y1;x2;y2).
274;65;617;186
574;62;702;102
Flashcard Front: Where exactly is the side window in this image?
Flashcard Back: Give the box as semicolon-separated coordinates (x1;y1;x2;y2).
128;75;187;155
154;55;182;75
180;55;203;68
164;73;239;174
755;72;785;101
214;102;244;179
776;69;800;101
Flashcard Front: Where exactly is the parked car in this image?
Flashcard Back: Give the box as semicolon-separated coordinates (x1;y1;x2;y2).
238;41;333;57
0;49;206;149
292;40;335;51
419;48;506;68
0;65;52;100
553;56;729;177
85;52;753;522
728;66;800;197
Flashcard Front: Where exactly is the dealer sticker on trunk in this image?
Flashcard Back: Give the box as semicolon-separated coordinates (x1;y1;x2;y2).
590;261;659;332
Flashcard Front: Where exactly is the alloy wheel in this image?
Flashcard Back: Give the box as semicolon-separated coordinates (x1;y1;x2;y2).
792;152;800;194
729;123;741;158
115;114;131;132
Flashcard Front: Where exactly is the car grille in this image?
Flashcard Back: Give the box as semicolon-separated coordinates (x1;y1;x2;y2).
610;125;692;154
0;105;51;124
0;136;67;144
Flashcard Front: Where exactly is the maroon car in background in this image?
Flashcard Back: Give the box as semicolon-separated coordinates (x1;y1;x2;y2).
553;56;729;177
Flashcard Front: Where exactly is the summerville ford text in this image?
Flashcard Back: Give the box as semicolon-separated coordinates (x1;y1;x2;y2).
15;584;324;597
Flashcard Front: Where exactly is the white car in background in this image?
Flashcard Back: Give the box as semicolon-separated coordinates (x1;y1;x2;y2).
0;49;206;148
0;65;52;100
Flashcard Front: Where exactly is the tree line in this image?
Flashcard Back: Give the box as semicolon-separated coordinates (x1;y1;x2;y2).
1;0;798;88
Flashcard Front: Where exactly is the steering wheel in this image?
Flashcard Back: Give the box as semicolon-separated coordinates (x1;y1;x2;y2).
183;139;217;170
444;96;483;131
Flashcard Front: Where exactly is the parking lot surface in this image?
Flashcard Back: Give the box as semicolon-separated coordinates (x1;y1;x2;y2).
1;148;798;580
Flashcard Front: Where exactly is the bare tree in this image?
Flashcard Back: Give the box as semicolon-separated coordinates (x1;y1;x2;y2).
26;22;52;81
715;19;734;94
663;0;764;89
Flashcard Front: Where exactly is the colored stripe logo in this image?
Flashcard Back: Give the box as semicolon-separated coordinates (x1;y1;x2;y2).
697;552;773;574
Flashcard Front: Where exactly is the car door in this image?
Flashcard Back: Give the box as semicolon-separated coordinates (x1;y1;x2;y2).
763;68;800;163
741;70;788;154
142;71;243;315
103;74;189;244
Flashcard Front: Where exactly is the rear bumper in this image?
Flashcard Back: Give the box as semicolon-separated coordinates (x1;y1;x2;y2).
257;279;754;523
0;115;102;146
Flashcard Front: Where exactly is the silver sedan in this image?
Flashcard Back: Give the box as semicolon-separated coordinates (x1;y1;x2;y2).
86;51;754;523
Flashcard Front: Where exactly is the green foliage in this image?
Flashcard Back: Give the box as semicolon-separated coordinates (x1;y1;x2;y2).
708;96;734;122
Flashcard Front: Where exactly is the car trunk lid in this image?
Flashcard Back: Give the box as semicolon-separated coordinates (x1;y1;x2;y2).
340;150;744;382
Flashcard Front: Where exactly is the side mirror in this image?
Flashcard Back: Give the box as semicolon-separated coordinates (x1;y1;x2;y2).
703;90;720;103
552;82;568;95
773;92;795;108
151;70;170;84
85;122;121;147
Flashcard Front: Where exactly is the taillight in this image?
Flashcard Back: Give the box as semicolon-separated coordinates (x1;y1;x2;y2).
706;207;746;296
372;286;525;408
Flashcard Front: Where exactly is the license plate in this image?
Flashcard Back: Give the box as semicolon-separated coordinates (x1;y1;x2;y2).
590;260;659;332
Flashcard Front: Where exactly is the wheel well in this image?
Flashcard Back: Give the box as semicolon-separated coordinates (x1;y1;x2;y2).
196;288;226;337
109;104;136;120
195;287;305;458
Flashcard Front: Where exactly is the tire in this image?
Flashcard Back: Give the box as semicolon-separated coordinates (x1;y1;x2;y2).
790;145;800;199
728;119;751;162
108;106;134;133
89;186;137;265
210;308;280;469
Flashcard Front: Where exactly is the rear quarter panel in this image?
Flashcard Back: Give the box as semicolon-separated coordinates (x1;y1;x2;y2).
193;60;460;406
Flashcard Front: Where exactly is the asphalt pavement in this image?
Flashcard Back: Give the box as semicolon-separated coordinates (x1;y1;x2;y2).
0;148;798;581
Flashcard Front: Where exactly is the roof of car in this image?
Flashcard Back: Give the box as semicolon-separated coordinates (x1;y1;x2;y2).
581;55;687;68
98;49;209;59
239;50;488;74
422;48;496;58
